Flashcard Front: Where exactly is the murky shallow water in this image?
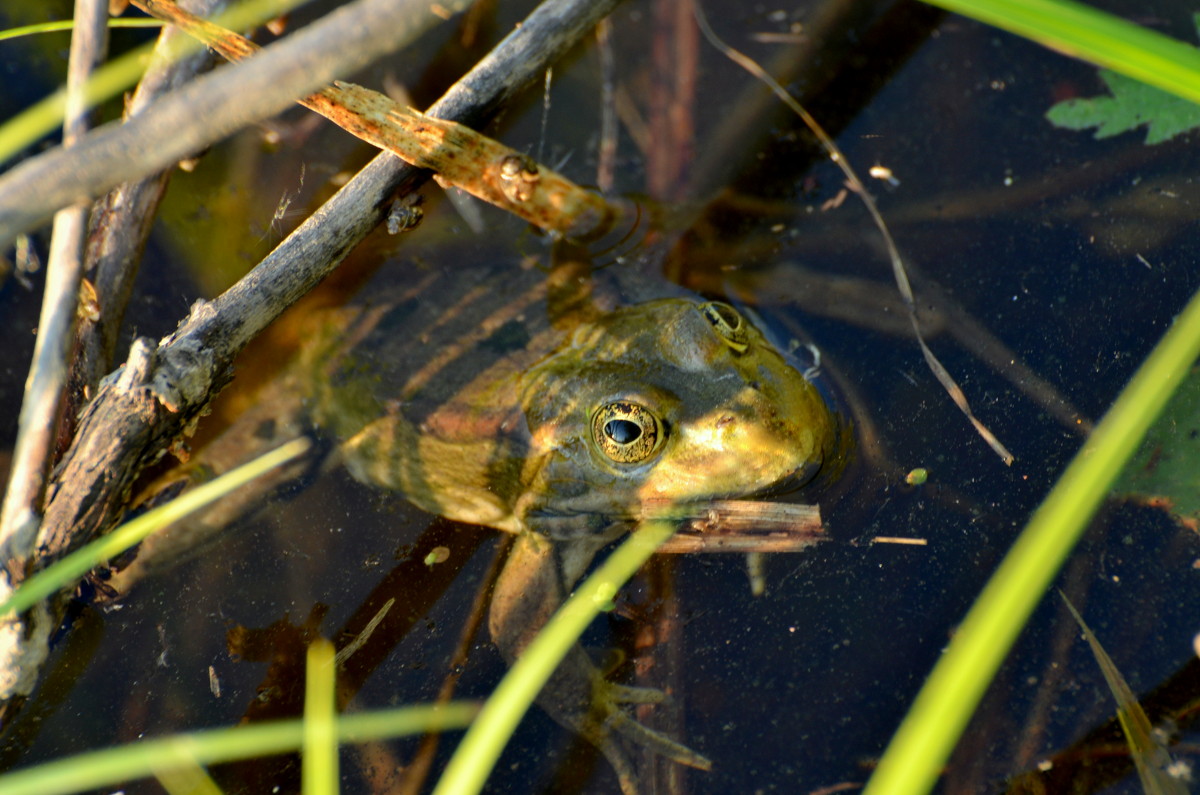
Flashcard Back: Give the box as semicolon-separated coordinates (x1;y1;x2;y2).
3;0;1200;792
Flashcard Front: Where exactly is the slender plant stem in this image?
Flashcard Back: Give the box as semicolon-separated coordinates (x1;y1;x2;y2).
0;0;108;574
0;703;479;795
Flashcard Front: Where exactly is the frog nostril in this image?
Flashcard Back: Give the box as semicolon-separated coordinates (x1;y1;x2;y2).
716;414;735;429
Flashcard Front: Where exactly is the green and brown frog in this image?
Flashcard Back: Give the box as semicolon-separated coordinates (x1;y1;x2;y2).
291;247;839;791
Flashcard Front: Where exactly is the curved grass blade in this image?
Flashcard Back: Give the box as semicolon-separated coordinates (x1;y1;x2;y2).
0;703;478;795
1060;592;1188;794
864;282;1200;794
0;437;310;619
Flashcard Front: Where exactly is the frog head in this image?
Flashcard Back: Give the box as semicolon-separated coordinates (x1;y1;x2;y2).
517;299;836;538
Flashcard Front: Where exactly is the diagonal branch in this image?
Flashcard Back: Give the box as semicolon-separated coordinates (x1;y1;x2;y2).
131;0;618;238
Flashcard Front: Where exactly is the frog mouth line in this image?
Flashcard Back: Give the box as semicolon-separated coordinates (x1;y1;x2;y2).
633;460;826;519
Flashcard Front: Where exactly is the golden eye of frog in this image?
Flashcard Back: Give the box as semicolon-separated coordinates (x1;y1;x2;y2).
303;266;838;793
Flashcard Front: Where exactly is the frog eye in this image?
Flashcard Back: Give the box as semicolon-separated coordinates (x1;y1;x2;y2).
591;401;665;464
699;301;749;353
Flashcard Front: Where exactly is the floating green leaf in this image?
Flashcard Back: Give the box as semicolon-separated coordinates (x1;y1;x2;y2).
1046;13;1200;144
1047;68;1200;144
1114;365;1200;529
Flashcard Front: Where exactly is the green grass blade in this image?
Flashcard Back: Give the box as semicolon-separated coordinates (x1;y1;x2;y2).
863;283;1200;794
153;760;224;795
0;0;308;167
432;520;678;795
0;19;163;43
923;0;1200;105
1060;593;1187;795
0;437;311;618
303;639;339;795
0;703;479;795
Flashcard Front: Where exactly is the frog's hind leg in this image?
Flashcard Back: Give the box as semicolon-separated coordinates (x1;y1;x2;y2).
604;707;713;772
489;530;712;791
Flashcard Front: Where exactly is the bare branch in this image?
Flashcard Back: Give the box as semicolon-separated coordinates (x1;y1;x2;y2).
71;0;225;399
0;0;470;248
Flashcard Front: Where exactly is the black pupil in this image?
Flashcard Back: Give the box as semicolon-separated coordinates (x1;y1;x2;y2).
605;419;642;445
707;303;739;328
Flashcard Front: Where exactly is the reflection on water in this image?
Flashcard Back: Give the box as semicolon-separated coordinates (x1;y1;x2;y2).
3;1;1200;793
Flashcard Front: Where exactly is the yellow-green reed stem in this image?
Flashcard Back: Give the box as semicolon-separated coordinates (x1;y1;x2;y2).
0;703;479;795
923;0;1200;104
153;761;223;795
0;19;163;42
303;639;338;795
0;437;310;618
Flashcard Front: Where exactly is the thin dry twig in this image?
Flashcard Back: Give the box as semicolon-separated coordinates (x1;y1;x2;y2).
0;0;469;249
653;500;823;553
0;0;109;579
595;17;618;193
693;1;1014;465
0;0;624;725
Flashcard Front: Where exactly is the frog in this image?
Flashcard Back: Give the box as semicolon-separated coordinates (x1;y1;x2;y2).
293;245;840;793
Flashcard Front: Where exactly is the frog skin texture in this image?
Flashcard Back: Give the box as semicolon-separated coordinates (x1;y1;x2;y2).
300;258;837;793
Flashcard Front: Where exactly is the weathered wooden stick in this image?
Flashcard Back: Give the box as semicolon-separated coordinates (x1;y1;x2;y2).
132;0;617;238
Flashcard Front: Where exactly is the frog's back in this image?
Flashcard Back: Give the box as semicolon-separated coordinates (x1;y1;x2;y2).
301;262;565;528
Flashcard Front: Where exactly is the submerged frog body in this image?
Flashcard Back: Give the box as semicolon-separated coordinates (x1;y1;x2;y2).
301;258;837;791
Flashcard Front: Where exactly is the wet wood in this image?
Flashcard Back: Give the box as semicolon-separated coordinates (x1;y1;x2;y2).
131;0;618;239
650;500;825;553
71;0;224;399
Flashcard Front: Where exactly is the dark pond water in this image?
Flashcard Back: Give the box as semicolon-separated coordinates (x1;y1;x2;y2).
3;0;1200;793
